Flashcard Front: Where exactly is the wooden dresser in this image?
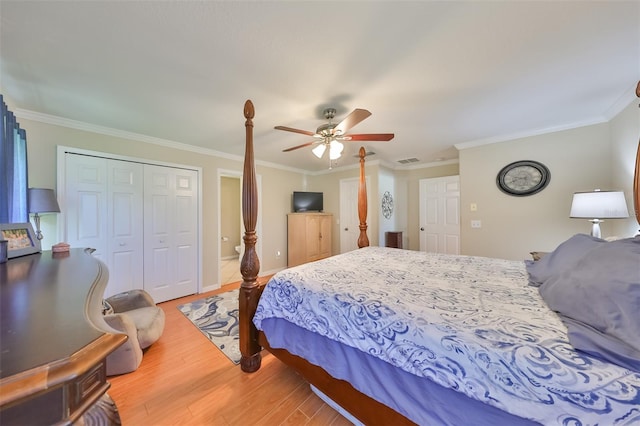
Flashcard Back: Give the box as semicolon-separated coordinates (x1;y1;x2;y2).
0;248;126;425
287;212;332;267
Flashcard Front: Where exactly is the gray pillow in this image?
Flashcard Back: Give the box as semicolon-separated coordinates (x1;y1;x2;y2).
539;237;640;371
525;234;606;287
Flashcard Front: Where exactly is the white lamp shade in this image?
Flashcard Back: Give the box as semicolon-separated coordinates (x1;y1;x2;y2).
570;190;629;219
329;141;344;160
312;144;326;159
28;188;61;214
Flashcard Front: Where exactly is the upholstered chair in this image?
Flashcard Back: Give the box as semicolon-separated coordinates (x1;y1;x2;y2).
103;289;165;376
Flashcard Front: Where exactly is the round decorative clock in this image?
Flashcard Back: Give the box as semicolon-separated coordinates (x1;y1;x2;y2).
496;160;550;196
381;191;394;219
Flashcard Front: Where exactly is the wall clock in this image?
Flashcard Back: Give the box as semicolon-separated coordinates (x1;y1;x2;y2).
496;160;550;196
381;191;394;219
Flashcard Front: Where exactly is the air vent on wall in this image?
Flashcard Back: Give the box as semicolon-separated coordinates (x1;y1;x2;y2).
397;157;420;164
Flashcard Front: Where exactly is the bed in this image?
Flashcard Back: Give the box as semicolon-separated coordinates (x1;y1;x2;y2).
238;100;640;425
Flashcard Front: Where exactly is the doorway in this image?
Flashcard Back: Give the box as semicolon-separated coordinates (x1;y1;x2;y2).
219;175;242;285
217;169;263;286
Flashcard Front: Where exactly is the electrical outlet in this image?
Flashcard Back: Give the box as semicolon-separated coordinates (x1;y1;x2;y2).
471;220;482;228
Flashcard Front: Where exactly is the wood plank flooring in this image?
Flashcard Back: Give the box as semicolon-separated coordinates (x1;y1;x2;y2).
107;281;352;426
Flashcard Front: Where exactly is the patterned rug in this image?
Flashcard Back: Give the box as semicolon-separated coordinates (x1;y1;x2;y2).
177;289;240;364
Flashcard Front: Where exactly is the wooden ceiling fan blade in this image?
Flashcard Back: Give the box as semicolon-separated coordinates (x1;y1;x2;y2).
343;133;395;141
275;126;316;136
333;109;371;134
282;141;317;152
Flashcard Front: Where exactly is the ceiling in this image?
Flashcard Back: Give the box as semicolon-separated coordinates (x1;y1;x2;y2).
1;1;638;173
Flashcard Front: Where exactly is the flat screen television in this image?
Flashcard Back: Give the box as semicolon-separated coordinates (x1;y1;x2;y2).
292;191;323;212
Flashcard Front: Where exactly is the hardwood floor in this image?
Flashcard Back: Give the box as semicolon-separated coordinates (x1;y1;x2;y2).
107;281;352;426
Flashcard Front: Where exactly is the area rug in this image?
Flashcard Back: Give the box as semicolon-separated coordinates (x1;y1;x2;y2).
177;289;240;364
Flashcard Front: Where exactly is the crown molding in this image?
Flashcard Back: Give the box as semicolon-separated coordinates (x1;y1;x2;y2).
14;108;309;175
602;84;637;120
454;117;608;152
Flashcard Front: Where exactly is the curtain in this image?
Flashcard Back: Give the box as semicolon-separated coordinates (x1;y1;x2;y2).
0;94;29;223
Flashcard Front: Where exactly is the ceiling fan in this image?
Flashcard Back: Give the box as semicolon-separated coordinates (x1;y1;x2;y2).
275;108;394;166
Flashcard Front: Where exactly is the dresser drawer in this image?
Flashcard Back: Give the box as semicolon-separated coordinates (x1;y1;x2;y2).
69;361;109;415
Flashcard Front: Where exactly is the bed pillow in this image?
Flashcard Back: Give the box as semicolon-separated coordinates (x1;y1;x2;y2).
539;236;640;371
525;233;606;287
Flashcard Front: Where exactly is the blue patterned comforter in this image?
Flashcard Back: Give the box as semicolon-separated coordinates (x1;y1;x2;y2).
253;247;640;425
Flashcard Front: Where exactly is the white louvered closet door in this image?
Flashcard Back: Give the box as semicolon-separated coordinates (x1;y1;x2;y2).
143;165;198;303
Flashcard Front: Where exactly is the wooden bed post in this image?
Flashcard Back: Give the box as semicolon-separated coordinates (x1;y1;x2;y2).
634;140;640;228
357;147;369;248
239;100;262;372
634;81;640;229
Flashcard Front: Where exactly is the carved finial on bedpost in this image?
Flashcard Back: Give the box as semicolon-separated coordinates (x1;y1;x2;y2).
357;147;370;248
240;100;262;372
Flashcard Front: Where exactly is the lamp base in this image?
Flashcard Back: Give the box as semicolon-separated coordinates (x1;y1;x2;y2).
588;219;603;239
32;213;44;240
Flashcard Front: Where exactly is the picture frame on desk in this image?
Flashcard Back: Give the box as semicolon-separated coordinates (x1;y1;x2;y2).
0;222;41;259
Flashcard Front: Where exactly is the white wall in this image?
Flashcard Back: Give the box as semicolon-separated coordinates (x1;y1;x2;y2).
460;123;613;260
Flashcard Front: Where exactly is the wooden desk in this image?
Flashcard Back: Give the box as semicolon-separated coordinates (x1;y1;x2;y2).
0;248;126;425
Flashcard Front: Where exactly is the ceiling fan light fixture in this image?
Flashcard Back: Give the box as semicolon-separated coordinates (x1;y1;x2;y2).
312;144;326;158
329;140;344;160
276;107;393;166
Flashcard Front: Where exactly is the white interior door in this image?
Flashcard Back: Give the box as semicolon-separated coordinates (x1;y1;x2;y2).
419;176;460;254
65;154;143;297
65;154;108;261
144;165;198;303
340;176;370;253
107;160;144;298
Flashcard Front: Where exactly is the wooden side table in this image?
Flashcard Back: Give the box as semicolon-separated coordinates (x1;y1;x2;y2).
385;231;403;249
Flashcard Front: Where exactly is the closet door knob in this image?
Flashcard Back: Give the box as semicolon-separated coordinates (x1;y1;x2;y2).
420;227;425;231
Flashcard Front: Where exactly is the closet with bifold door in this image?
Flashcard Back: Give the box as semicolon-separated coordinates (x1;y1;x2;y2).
62;151;199;303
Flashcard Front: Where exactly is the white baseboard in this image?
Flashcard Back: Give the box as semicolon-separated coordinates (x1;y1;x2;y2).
201;283;221;294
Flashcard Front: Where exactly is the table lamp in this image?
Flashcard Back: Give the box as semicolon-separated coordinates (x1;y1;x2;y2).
569;189;629;238
28;188;61;240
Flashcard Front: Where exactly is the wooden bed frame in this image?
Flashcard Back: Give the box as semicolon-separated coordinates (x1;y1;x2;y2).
238;96;640;425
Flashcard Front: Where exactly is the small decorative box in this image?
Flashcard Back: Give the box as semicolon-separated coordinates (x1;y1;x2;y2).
52;242;71;253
